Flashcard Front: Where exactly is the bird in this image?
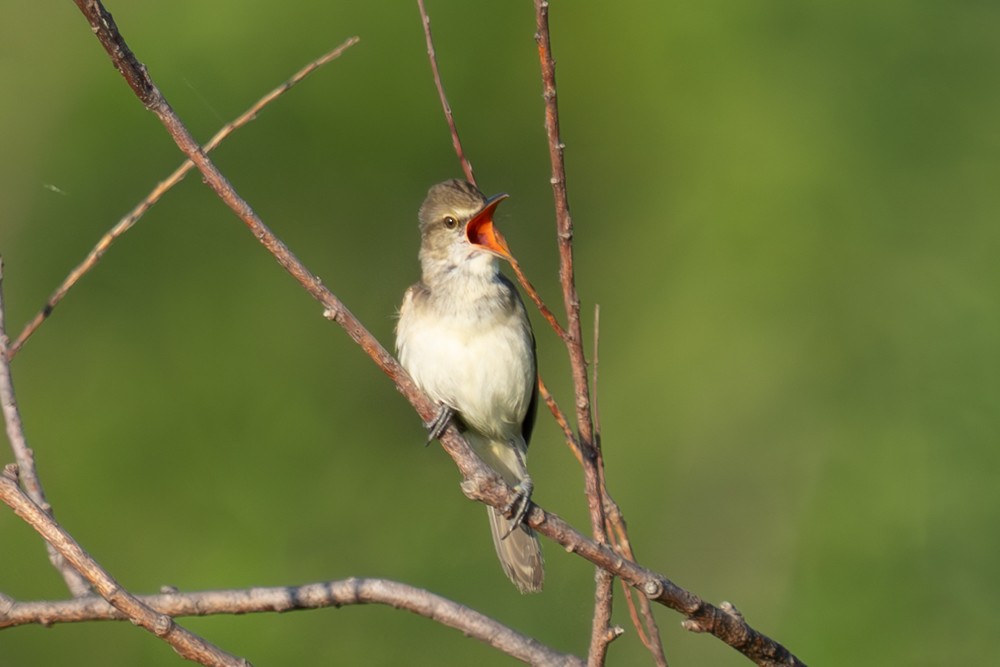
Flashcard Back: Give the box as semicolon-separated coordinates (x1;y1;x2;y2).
395;179;544;593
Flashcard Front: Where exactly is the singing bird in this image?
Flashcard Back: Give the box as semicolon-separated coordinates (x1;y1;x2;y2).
396;179;544;593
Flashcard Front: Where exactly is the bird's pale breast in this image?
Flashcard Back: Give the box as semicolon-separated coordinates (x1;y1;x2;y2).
398;285;534;441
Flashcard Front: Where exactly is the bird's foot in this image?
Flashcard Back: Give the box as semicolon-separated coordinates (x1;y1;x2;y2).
424;405;454;445
501;476;534;539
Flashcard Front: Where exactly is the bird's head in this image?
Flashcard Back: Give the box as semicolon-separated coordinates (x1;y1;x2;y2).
417;180;513;277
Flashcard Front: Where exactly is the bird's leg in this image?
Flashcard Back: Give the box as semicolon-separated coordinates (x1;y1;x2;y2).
424;404;454;444
501;475;534;539
502;446;533;538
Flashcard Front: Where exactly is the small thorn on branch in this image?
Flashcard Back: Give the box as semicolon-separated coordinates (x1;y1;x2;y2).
606;626;625;642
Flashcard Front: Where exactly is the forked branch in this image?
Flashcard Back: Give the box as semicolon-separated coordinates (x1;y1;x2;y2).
0;465;248;667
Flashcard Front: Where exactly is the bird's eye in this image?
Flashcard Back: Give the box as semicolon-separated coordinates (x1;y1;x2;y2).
443;216;458;229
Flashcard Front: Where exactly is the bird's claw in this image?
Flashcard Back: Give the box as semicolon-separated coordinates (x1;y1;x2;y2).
424;405;454;445
501;477;534;539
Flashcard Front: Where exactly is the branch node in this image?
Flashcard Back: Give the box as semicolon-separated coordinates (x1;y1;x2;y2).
680;618;705;634
152;613;175;637
641;579;663;599
459;478;481;500
2;463;18;482
720;600;744;622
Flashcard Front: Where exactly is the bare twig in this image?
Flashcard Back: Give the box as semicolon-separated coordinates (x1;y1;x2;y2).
592;304;601;441
5;37;359;361
0;579;584;667
586;304;618;667
62;2;807;665
416;0;475;184
508;257;568;340
587;568;620;667
533;0;594;456
539;377;582;464
596;302;668;666
532;0;604;532
531;4;618;663
605;480;669;665
0;259;91;597
0;465;248;667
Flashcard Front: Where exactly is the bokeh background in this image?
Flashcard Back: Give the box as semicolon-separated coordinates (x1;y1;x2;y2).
2;1;998;665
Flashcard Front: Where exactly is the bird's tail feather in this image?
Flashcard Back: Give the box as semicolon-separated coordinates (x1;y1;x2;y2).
468;433;544;593
487;507;544;593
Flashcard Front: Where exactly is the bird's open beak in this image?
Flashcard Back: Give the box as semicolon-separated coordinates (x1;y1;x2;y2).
466;193;513;262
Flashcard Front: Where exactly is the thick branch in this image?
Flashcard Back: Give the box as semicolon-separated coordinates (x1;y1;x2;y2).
0;580;583;667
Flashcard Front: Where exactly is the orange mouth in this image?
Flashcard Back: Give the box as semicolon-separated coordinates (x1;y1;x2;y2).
465;193;513;261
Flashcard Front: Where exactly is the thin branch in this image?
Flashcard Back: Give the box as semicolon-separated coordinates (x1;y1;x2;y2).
539;377;582;464
509;257;568;340
5;37;359;361
0;259;91;597
531;5;619;663
416;0;475;185
604;480;669;665
0;465;248;667
595;302;668;666
586;304;618;667
533;0;594;455
0;580;584;667
592;304;601;442
587;568;621;667
65;3;807;665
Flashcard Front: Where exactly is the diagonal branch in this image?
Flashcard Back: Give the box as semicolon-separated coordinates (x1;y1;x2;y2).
0;465;248;667
416;0;475;185
5;36;359;361
0;580;583;667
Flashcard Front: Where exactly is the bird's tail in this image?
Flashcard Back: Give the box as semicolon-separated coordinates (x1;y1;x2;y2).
487;505;544;593
470;433;544;593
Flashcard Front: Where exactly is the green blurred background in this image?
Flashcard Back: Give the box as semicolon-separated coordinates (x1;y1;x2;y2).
2;1;998;665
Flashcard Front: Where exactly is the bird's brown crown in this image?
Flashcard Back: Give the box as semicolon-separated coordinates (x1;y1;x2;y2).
418;179;487;233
